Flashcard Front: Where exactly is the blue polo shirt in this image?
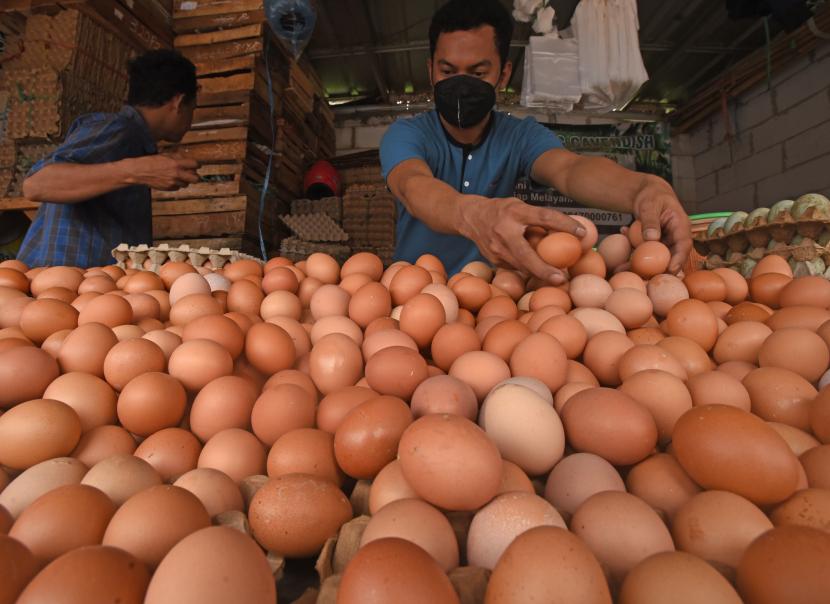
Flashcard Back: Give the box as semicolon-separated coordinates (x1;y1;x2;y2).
17;105;157;268
380;110;563;274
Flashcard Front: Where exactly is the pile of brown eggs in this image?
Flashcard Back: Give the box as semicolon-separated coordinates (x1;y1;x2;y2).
1;219;829;604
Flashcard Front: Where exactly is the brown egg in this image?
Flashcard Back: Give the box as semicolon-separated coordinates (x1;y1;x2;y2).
725;301;772;324
266;428;343;487
447;350;511;402
410;374;478;420
362;498;459;571
172;468;243;518
771;488;830;532
334;395;412;479
562;388;657;466
713;321;772;365
249;383;314;446
103;338;166;391
766;305;830;331
571;490;675;585
364;345;428;400
598;234;632;271
579;331;632;387
665;299;719;351
553;382;594;413
71;425;136;468
44;372;117;431
673;490;773;578
626;452;700;522
0;534;39;603
338;538;459;604
619;551;742;604
158;261;197;290
399;414;502;511
243;322;295;376
618;344;687;382
570;249;607;278
168;273;210;306
710;267;748;305
801;445;830;489
369;460;420;514
743;367;816;430
759;328;829;383
249;473;351;557
452;275;493;312
479;383;565;476
630;241;671;278
628;325;666;343
168;339;233;392
0;294;32;330
684;270;727;302
198;428;266;483
77;293;133;329
0;267;30;293
685;370;751;411
265;316;310;359
768;422;820;457
387;265;430;307
535;232;582;268
566;359;601;386
341;252;384;281
123;271;164;294
226;279;264;315
752;254;794;278
308;332;364;395
35;286;75;302
169;293;223;326
10;484;115;565
40;328;71;358
530;286;572;313
569;307;626;339
117;372;187;437
509;332;568;393
647;278;689;325
736;526;830;604
30;266;83;296
141;329;181;361
492;270;526;301
144;526;275;604
0;399;81;470
778;275;830;308
181;314;244;359
0;457;88;519
189;375;257;442
672;405;800;505
19;298;78;345
749;273;791;308
620;370;692;444
145;290;171;322
112;324;145;341
15;545;150;604
103;484;210;568
315;386;376;434
81;454;161;506
134;428;202;482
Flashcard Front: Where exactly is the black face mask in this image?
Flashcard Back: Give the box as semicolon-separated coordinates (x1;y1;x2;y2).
433;75;497;129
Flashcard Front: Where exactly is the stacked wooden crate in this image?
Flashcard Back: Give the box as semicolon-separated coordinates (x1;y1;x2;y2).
152;0;336;256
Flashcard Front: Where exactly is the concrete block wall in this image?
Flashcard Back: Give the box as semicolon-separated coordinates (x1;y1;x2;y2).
672;41;830;215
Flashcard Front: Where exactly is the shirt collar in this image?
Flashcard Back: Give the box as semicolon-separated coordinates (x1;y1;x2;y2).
436;110;496;151
121;105;157;155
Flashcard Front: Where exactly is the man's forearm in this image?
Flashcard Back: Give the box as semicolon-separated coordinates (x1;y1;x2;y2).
22;160;135;204
399;172;474;236
539;151;675;214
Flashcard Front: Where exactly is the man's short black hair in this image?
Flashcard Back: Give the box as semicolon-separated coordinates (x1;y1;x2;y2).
127;49;197;107
429;0;514;67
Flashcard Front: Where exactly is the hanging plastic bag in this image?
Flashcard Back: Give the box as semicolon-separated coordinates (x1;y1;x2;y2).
265;0;317;59
521;34;582;111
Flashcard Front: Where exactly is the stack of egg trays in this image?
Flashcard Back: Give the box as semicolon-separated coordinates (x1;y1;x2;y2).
111;243;262;272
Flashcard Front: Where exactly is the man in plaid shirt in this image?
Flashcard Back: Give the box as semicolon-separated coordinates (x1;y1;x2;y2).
17;49;200;268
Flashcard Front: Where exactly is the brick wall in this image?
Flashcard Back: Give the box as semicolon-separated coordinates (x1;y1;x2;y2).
672;40;830;215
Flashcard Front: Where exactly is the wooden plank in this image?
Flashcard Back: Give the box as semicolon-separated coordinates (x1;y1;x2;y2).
174;23;262;48
173;0;262;19
154;236;244;249
73;0;170;50
198;72;255;95
172;140;247;162
179;126;248;145
197;89;251;108
192;103;250;129
153;210;245;239
116;0;171;44
152;178;242;200
179;37;263;62
0;197;40;211
173;9;264;35
194;55;255;77
152;195;246;214
197;164;243;177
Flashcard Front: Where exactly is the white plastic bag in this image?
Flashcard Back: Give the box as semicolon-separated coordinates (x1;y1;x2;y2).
521;35;582;111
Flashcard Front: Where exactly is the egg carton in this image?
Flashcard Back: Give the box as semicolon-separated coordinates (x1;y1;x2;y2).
290;197;342;223
280;212;349;243
279;237;351;263
693;193;830;258
704;239;830;279
111;243;263;272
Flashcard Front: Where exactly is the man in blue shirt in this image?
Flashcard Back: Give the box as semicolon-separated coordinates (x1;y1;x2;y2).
381;0;692;283
17;50;200;268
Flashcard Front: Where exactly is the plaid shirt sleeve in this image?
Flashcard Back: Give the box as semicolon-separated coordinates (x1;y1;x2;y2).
17;110;153;268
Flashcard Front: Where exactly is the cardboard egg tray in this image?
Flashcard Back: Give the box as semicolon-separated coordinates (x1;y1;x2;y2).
280;212;349;243
278;237;351;264
290;197;342;223
111;243;263;272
